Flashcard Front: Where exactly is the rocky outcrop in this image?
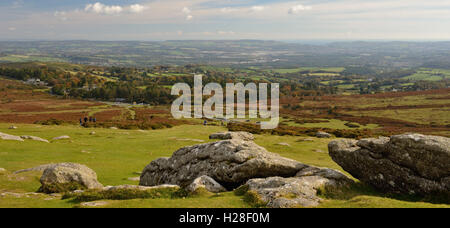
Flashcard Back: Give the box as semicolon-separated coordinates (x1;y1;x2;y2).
209;132;254;141
139;131;355;207
0;168;6;173
21;136;49;143
329;134;450;196
0;132;24;141
187;176;227;193
140;133;307;189
39;163;103;193
239;167;353;208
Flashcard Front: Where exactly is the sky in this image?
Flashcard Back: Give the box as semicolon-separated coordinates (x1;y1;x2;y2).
1;0;450;41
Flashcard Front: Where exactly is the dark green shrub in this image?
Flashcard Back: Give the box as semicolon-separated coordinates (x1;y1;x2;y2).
35;118;65;125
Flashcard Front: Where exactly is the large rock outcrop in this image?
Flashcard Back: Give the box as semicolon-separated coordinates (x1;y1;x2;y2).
140;133;306;189
329;134;450;196
140;132;354;207
39;163;103;193
240;167;354;208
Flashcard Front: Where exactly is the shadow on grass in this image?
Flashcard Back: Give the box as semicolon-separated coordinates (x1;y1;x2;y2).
62;188;189;203
319;182;450;205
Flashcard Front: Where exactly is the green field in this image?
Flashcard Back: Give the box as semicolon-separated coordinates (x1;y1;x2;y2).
404;68;450;81
0;55;66;63
269;67;345;74
0;123;448;208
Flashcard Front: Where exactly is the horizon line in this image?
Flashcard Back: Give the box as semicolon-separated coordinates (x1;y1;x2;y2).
1;39;450;44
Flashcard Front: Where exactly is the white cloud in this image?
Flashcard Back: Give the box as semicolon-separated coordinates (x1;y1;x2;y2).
85;3;123;14
288;4;312;14
129;4;146;13
12;0;23;9
84;2;147;15
8;27;16;31
250;6;266;12
182;7;191;14
218;31;235;35
182;7;193;21
6;0;450;41
54;11;68;21
220;7;237;13
54;11;66;17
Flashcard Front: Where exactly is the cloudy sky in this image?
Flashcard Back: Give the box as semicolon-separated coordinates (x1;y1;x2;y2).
1;0;450;41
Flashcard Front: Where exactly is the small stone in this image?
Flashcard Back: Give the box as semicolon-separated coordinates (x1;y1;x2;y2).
297;138;314;142
9;126;17;129
176;138;205;143
21;135;50;143
276;143;291;147
81;201;109;207
52;135;70;140
316;131;332;138
14;164;59;174
187;176;227;193
2;192;24;198
103;184;179;191
39;163;103;193
128;177;140;181
209;132;254;141
90;132;96;135
0;132;24;141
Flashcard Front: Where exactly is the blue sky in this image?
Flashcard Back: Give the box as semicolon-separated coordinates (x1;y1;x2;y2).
1;0;450;41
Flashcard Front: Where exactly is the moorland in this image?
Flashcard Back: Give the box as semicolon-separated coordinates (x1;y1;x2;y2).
0;40;449;208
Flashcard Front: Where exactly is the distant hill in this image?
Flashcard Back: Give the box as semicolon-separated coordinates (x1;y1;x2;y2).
0;40;450;69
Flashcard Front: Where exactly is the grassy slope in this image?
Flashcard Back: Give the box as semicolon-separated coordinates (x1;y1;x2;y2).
348;108;450;125
0;123;448;208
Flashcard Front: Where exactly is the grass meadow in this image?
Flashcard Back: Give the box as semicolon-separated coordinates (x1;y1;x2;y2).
0;123;448;208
